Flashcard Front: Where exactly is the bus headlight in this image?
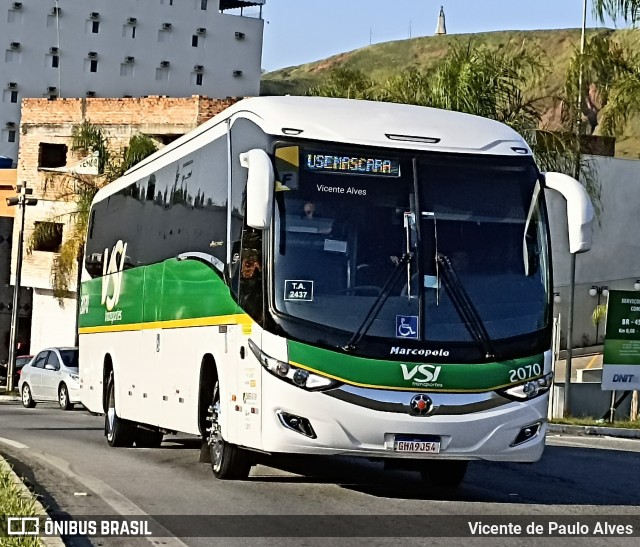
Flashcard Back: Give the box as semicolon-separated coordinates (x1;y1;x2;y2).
500;372;553;401
248;339;342;391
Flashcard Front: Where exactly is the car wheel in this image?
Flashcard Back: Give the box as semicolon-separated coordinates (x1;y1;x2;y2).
135;427;164;448
58;383;74;411
420;460;468;490
104;373;136;447
208;380;251;480
21;383;36;408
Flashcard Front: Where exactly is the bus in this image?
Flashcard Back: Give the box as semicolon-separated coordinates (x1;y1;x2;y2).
79;96;593;487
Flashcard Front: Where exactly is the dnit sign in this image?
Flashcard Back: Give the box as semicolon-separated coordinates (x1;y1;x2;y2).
602;290;640;390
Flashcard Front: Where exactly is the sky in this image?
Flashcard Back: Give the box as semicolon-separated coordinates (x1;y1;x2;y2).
260;0;627;72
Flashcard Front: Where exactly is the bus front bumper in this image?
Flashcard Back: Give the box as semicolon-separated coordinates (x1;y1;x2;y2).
259;373;548;463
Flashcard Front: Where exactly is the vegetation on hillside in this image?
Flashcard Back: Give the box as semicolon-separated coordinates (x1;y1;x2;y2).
262;28;640;158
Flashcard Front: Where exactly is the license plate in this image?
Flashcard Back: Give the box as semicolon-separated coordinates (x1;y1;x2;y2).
393;435;441;453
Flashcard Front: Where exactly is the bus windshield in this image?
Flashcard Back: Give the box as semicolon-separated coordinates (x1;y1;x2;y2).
272;145;549;352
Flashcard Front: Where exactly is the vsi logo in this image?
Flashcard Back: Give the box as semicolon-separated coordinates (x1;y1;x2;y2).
101;240;127;312
401;364;442;384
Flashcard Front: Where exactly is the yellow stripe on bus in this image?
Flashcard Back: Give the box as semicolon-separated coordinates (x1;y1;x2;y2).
78;313;252;335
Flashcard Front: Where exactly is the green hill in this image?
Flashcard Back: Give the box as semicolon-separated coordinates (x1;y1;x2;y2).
261;28;640;157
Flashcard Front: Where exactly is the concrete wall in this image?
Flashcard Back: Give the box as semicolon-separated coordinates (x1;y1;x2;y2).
30;289;76;350
547;155;640;349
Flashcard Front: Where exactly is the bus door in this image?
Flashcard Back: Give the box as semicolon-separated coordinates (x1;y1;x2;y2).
235;322;262;450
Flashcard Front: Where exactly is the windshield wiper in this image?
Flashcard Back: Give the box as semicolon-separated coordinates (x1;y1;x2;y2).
436;253;497;359
342;252;413;352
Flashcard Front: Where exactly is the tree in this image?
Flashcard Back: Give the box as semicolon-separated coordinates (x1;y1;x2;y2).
28;122;157;305
564;33;640;136
593;0;640;25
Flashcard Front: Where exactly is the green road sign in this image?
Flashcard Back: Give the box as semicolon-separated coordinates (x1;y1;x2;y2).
602;290;640;390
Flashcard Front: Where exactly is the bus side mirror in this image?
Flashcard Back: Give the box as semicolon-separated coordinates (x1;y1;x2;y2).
240;149;274;230
544;172;594;253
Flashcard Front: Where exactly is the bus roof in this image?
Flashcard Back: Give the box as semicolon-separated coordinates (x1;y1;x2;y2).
224;96;532;156
96;96;532;203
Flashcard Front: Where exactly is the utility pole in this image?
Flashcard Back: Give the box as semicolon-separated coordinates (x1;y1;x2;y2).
6;182;38;392
564;0;588;416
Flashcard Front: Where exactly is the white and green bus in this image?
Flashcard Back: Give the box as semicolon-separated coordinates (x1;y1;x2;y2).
79;96;593;487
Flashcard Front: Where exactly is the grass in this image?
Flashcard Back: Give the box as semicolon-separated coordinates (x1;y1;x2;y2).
550;417;640;429
0;463;42;546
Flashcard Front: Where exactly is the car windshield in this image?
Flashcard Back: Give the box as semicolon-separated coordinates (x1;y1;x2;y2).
271;145;549;351
60;349;79;369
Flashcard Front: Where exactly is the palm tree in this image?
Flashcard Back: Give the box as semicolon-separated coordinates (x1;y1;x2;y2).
28;122;157;341
564;33;640;136
592;0;640;24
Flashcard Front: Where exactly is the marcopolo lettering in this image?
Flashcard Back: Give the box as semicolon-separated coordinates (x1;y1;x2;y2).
390;346;449;357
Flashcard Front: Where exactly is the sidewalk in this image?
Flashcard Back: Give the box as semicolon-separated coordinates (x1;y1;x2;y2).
547;423;640;440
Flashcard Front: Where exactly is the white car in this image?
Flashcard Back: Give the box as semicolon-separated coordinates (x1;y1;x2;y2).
18;347;80;410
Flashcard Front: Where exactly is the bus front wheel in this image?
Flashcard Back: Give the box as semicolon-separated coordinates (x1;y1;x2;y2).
105;373;136;447
207;380;251;480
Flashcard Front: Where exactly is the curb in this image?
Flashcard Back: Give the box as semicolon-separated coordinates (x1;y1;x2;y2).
0;456;65;547
548;423;640;440
0;394;20;402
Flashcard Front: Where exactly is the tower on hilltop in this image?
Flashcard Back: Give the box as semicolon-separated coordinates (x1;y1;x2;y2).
435;6;447;35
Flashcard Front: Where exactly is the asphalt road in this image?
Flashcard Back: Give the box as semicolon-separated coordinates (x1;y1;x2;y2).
1;400;639;547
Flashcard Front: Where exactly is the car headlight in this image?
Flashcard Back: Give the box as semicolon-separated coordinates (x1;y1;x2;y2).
247;339;341;391
69;374;80;382
500;372;553;400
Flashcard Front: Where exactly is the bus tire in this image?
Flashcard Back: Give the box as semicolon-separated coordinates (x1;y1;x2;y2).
420;460;468;489
58;383;74;411
105;373;136;447
208;380;251;480
135;427;164;448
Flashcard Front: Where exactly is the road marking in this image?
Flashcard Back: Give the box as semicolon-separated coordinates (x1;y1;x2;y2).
0;436;29;449
0;437;188;547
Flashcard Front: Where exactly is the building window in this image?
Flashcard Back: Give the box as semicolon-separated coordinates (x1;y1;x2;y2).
38;142;67;168
92;20;100;33
90;59;98;72
155;68;169;82
10;90;18;103
120;63;134;77
201;0;208;10
5;49;20;63
32;222;63;252
8;130;16;143
192;35;198;47
196;73;203;86
51;54;59;68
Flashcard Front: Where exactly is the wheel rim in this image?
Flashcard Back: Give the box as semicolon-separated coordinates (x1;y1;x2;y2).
106;384;116;440
22;385;30;405
59;386;67;407
209;383;224;472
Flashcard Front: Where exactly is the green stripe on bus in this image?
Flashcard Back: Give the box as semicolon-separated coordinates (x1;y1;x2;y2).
79;259;243;329
288;340;544;392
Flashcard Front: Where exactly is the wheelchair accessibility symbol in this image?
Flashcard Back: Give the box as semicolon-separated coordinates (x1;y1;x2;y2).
396;315;418;339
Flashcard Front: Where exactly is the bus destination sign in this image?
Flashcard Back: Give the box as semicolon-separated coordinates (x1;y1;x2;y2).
305;153;401;177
